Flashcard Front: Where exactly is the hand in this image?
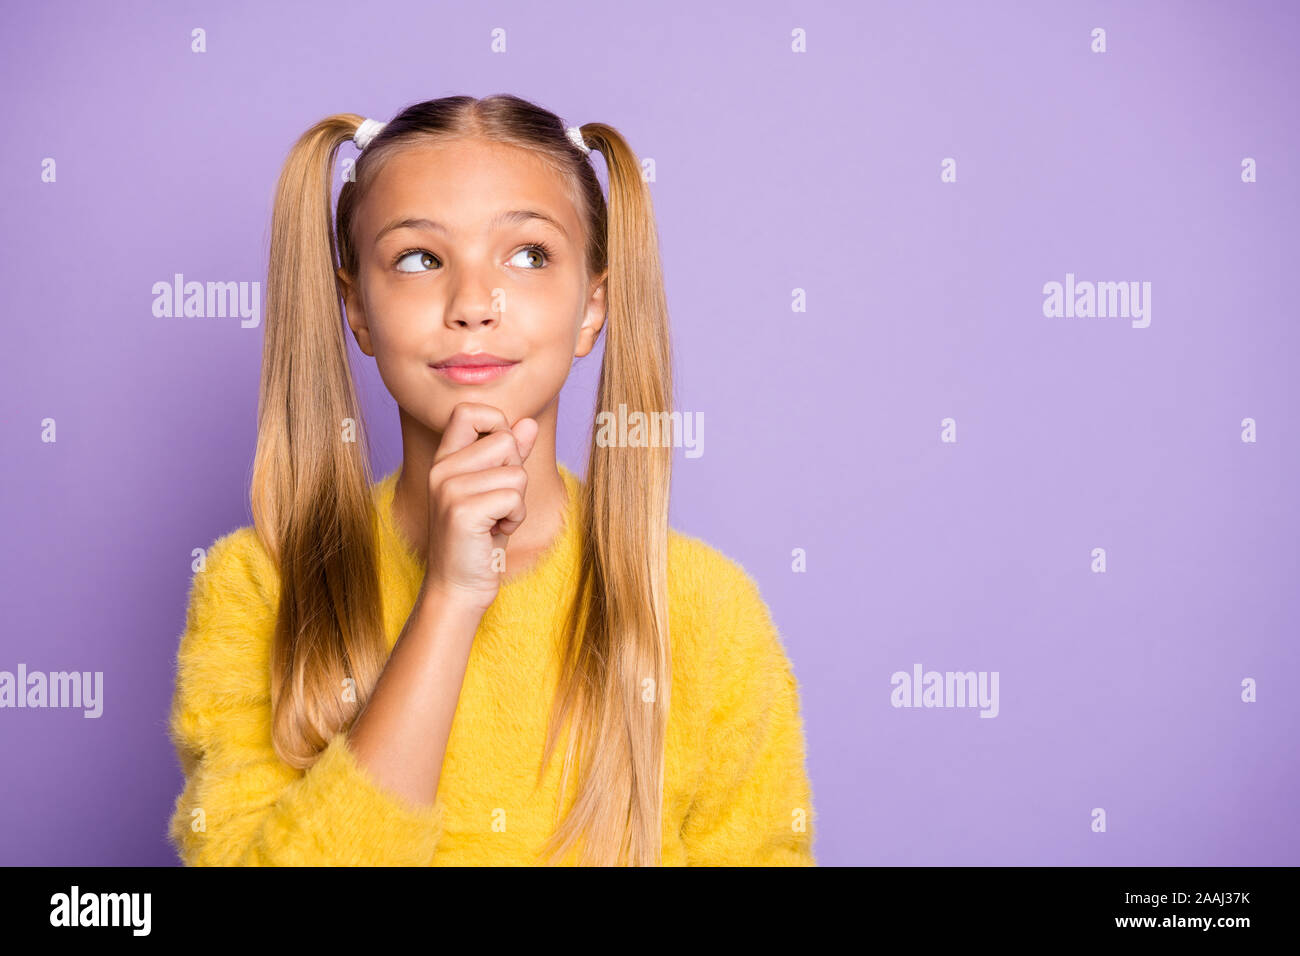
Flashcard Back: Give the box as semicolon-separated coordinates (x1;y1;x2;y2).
420;402;540;613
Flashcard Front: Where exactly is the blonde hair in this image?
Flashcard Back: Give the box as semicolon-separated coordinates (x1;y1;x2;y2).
250;95;674;866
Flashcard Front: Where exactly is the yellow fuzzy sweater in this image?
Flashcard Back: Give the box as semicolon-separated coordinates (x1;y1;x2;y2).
166;463;815;866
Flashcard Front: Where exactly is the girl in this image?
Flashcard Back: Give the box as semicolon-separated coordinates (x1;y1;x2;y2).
167;94;815;866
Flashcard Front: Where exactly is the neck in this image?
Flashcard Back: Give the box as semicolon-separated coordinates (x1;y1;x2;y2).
389;400;570;568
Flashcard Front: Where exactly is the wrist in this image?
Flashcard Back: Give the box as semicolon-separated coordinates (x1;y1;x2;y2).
416;583;492;624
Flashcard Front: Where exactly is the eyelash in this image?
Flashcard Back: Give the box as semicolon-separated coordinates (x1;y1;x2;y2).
392;241;556;272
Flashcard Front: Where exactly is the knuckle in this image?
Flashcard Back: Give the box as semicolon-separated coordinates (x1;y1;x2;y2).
447;499;470;525
442;472;467;498
436;474;465;510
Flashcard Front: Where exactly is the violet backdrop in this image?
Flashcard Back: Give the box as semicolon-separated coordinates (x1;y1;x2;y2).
1;0;1296;865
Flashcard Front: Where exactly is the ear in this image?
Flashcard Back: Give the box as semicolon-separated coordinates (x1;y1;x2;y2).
574;269;608;359
337;268;374;357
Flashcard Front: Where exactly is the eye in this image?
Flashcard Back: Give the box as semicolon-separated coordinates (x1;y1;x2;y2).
509;241;555;269
394;249;438;272
392;241;555;274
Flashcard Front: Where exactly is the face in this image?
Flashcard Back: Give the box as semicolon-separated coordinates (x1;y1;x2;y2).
338;137;607;431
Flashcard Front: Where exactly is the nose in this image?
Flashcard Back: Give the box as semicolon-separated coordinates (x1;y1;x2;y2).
444;264;503;331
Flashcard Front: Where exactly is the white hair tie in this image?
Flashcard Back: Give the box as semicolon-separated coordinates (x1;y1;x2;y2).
566;125;590;155
354;118;386;151
354;117;588;156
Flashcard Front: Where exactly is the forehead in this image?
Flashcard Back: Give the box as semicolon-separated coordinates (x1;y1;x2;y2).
358;138;582;242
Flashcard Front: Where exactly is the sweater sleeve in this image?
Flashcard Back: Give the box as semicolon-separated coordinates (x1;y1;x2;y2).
680;557;816;866
166;528;447;866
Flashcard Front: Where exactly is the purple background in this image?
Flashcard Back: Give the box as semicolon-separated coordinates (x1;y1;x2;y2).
2;0;1296;866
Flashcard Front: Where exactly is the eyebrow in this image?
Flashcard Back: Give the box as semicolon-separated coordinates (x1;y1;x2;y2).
374;209;569;243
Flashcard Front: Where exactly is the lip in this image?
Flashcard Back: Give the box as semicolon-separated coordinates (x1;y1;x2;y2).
430;352;519;385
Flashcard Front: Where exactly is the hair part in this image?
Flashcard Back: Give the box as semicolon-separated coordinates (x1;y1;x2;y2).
251;95;674;866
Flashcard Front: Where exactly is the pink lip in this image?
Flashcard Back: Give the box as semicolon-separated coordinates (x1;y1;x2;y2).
434;352;517;368
430;358;518;385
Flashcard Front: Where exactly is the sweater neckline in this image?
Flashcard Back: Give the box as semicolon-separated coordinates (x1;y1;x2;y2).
372;461;582;608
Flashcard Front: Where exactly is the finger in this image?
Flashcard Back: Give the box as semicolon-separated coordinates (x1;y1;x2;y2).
442;428;524;476
440;465;528;509
512;417;539;463
434;403;512;465
466;487;527;537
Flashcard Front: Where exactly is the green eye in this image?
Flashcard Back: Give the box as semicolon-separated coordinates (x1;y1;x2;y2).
392;241;555;274
395;249;437;272
509;243;553;269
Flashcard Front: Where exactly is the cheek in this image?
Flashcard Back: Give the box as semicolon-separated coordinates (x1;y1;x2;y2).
520;321;578;371
519;286;586;345
365;314;437;399
525;343;579;400
365;289;432;354
369;326;422;375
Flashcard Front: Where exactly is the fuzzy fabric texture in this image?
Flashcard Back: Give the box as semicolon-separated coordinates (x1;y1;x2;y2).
167;463;816;866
